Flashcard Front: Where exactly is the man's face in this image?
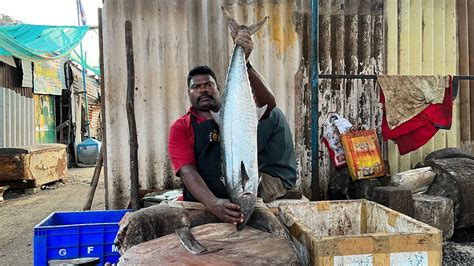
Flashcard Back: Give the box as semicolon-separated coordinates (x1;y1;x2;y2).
188;74;220;112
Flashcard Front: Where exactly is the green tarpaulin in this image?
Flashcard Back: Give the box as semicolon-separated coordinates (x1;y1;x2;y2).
0;24;88;61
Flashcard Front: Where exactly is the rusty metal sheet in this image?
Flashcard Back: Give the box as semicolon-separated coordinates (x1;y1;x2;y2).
102;0;311;208
317;0;384;199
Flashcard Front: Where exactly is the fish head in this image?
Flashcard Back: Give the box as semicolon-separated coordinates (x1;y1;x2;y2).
188;74;221;112
235;192;256;231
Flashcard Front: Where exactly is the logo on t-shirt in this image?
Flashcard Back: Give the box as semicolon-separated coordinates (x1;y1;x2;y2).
209;130;220;142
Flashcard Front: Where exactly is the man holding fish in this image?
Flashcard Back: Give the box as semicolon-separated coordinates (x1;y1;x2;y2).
114;11;297;254
169;28;296;226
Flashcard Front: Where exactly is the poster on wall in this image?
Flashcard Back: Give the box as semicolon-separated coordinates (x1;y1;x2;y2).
34;94;56;144
33;58;66;95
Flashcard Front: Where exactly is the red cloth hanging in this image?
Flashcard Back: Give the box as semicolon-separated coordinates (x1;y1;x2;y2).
380;76;453;155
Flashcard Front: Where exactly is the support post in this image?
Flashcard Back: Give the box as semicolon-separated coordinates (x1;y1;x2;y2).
125;20;140;211
311;0;320;200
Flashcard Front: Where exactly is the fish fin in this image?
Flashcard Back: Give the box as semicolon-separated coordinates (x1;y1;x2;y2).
221;6;241;36
221;6;268;36
247;16;269;35
240;161;249;191
257;105;268;120
210;110;220;126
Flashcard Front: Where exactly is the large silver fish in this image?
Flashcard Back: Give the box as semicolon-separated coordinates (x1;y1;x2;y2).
212;7;268;230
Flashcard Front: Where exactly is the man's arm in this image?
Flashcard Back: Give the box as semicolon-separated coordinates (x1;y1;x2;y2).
235;32;276;119
168;121;243;224
179;165;243;224
248;64;276;118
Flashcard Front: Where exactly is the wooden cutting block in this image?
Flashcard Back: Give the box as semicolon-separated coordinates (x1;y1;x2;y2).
119;223;298;265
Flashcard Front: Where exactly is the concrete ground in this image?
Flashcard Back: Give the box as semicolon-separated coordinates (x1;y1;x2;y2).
0;167;473;265
0;167;105;265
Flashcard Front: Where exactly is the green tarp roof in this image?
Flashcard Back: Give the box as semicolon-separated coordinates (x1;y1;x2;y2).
0;24;88;61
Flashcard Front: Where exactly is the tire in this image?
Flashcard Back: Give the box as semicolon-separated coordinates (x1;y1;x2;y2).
425;147;474;161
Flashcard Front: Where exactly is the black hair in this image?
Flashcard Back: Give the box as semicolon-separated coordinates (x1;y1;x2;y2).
187;66;218;88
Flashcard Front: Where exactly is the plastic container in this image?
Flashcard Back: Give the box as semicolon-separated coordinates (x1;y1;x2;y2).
76;138;101;167
34;210;130;266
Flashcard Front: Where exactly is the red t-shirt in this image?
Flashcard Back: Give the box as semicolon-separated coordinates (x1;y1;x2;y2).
168;107;208;175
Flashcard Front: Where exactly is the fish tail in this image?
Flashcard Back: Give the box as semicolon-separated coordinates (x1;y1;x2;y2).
221;6;268;36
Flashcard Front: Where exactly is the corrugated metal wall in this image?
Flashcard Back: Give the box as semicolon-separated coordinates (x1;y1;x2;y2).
102;0;311;208
317;0;384;198
385;0;459;173
458;0;474;155
71;66;102;140
0;87;35;148
71;66;101;106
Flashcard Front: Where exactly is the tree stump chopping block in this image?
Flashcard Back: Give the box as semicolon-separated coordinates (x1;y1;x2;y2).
119;223;298;265
421;158;474;229
371;186;413;217
412;194;454;240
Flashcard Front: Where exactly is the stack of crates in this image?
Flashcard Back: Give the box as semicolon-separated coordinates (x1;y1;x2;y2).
34;210;130;265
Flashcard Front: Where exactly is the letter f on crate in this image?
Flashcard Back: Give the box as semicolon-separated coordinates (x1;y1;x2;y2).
88;246;94;254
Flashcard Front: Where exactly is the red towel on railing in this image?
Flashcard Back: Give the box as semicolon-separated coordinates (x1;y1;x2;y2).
380;76;453;155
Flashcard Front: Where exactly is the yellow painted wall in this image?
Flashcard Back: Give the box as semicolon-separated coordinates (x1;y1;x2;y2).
385;0;459;173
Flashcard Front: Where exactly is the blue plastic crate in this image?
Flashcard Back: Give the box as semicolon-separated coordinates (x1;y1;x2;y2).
34;210;130;266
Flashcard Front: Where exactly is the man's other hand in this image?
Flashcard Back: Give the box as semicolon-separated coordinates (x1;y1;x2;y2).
208;198;244;224
234;31;253;61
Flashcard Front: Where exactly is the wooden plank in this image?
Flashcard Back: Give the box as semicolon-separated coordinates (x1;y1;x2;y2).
124;20;140;211
409;0;423;167
468;0;474;153
385;0;399;75
98;8;109;209
0;88;4;147
457;0;471;147
445;0;459;148
398;0;412;172
421;0;435;161
432;0;447;151
385;0;400;174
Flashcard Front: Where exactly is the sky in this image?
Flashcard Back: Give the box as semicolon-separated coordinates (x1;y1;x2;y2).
2;0;102;26
1;0;103;69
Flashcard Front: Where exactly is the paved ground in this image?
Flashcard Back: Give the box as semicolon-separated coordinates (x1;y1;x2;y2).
0;167;105;265
0;167;473;265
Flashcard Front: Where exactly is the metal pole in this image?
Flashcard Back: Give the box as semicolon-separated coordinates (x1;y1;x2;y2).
76;0;91;138
311;0;320;200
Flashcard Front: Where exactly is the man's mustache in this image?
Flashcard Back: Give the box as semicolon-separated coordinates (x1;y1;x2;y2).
198;93;214;101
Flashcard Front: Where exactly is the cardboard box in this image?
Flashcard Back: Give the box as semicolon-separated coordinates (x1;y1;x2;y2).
278;200;442;265
341;129;385;180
